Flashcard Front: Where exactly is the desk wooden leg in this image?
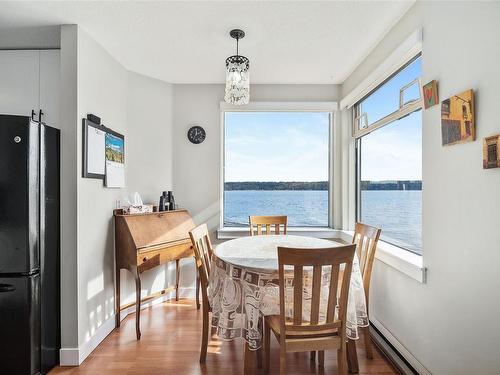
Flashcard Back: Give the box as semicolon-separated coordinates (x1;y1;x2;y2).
175;259;180;301
347;338;359;374
243;342;257;375
195;267;201;310
133;268;142;340
115;267;121;328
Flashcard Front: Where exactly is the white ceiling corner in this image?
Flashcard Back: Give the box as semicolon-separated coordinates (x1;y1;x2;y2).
0;1;415;84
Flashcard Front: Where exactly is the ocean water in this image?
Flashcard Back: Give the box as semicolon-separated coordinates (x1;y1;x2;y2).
361;190;422;254
224;190;422;254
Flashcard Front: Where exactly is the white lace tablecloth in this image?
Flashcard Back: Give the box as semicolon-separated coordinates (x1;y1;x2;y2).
208;235;369;350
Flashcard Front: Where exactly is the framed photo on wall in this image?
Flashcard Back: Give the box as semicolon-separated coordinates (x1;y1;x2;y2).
82;118;126;187
441;89;475;146
104;128;125;188
82;118;106;179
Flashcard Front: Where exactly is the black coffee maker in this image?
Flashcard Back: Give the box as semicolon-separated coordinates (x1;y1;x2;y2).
159;191;176;211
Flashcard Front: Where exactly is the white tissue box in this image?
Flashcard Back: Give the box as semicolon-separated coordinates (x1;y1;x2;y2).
123;204;153;215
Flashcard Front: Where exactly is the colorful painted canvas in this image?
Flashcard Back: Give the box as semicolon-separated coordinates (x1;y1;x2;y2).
105;133;125;163
422;80;438;109
483;135;500;169
105;131;125;188
441;89;475;146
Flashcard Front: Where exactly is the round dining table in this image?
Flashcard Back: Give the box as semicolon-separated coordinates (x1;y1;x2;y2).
208;235;368;374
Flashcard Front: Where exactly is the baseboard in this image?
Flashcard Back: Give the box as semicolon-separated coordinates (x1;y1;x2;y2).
59;348;80;367
60;287;197;366
370;317;432;375
59;314;115;366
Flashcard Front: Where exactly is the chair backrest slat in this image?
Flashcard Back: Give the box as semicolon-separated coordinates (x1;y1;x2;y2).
309;265;322;325
352;223;381;302
189;223;213;301
326;266;339;323
293;266;303;325
277;245;356;339
249;215;287;236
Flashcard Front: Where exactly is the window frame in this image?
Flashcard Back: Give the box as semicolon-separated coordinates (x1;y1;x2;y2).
352;54;423;138
353;54;423;254
219;102;337;230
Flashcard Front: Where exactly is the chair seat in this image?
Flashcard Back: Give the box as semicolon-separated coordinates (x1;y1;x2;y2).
265;315;341;340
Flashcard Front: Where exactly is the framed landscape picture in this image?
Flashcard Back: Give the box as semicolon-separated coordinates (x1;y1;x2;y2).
422;80;438;109
483;135;500;169
104;128;125;188
441;89;475;146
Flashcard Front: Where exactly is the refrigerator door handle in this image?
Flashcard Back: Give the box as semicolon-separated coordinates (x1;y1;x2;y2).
0;284;16;293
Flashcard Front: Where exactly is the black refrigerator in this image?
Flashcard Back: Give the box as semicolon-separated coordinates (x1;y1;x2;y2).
0;115;60;374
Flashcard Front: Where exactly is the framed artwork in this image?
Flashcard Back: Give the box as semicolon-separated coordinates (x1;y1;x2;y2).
441;89;475;146
104;129;125;188
82;117;125;187
82;118;106;179
422;80;439;109
483;135;500;169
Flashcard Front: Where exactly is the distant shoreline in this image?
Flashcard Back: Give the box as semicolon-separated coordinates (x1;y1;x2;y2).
225;181;422;191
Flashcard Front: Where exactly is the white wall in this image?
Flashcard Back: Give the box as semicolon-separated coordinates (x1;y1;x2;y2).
123;71;177;307
126;71;173;204
57;26;177;362
59;25;79;350
342;3;500;374
76;26;128;348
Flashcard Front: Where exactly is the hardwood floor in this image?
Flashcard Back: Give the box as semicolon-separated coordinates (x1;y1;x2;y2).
50;299;397;375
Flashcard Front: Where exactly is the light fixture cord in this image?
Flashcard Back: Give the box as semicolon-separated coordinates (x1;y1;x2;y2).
236;37;239;56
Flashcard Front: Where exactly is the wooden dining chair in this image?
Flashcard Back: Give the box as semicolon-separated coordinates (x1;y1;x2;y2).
264;244;356;375
352;222;381;359
189;223;214;364
249;215;288;236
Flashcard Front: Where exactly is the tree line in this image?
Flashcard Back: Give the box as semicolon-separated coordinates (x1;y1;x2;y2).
225;181;422;191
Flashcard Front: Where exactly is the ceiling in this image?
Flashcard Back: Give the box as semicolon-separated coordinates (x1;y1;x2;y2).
0;1;414;84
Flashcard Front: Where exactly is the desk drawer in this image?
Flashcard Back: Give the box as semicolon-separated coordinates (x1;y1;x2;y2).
137;242;194;273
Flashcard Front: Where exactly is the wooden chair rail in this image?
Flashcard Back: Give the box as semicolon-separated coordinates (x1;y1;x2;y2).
249;215;288;236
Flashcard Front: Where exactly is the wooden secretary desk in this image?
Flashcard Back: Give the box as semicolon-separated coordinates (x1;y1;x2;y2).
114;209;199;339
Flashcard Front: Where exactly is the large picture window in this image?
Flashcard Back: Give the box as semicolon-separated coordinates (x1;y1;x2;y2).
355;56;422;254
223;111;331;227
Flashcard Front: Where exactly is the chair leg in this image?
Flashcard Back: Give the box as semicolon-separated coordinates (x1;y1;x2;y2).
363;326;374;359
310;351;316;362
133;268;141;340
200;305;209;363
264;321;271;372
195;267;201;310
337;347;347;375
318;350;325;367
279;349;286;375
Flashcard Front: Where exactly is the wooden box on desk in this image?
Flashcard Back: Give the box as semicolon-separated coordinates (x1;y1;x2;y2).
113;208;200;339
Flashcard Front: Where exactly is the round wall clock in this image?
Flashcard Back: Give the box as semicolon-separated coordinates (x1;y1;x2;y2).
187;125;206;144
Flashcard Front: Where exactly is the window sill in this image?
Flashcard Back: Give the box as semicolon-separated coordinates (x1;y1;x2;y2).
217;227;339;240
215;228;426;284
340;231;426;283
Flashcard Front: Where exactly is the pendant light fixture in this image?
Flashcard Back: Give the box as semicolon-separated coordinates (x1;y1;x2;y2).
225;29;250;105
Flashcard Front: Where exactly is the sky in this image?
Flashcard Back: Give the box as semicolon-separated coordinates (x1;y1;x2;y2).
225;112;329;182
360;56;422;181
224;56;422;182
